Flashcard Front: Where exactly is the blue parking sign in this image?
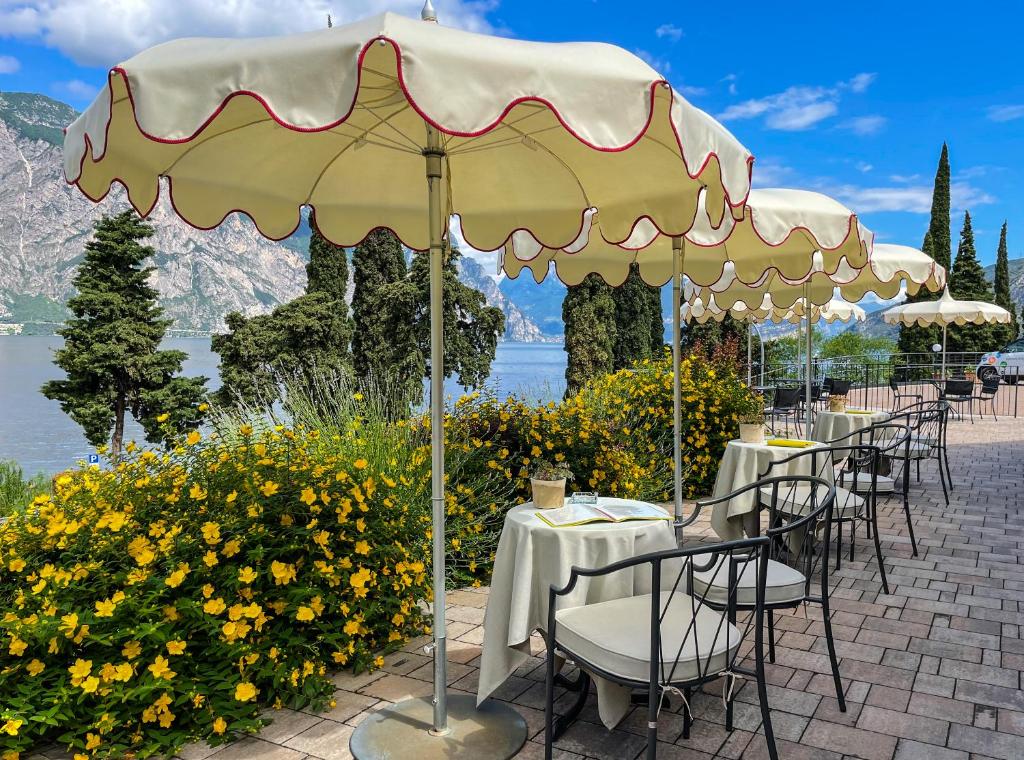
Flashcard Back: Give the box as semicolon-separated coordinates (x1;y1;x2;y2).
87;453;100;465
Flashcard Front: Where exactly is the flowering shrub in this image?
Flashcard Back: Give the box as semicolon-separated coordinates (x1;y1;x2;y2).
0;352;750;758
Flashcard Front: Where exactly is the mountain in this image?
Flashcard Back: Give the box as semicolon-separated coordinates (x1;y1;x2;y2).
983;257;1024;312
499;271;567;338
0;91;546;340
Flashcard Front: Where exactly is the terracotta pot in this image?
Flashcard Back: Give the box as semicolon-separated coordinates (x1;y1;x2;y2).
739;423;765;444
531;478;566;509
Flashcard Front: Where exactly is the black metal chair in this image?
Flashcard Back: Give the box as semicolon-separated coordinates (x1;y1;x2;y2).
765;386;803;436
940;379;975;421
824;377;853;400
889;376;922;412
972;376;1001;421
890;401;952;504
543;476;834;760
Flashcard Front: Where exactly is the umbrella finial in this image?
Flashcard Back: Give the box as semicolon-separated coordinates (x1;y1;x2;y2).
421;0;438;22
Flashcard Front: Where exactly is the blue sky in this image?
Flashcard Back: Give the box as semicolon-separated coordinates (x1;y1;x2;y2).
1;0;1021;266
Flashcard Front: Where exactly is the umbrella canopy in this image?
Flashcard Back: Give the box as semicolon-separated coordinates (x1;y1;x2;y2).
62;9;755;755
694;243;946;310
882;288;1012;378
501;187;872;287
65;12;753;250
682;293;866;324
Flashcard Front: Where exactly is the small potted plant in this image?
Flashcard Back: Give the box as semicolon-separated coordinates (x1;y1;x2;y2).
738;394;766;444
530;458;573;509
828;393;847;412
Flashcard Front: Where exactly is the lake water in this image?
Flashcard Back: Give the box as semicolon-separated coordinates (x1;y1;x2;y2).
0;336;567;474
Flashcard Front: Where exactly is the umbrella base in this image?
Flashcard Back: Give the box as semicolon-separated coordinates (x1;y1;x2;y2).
349;694;528;760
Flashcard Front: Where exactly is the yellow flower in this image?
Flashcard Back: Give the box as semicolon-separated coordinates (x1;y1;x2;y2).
8;637;27;657
165;563;190;588
122;641;142;659
259;480;280;497
81;676;100;693
201;522;221;545
238;566;258;584
203;551;219;568
296;606;315;622
349;567;372;589
203;598;227;615
85;733;101;750
26;659;45;676
156;412;170;422
1;719;23;736
186;430;202;446
299;488;317;505
190;483;208;500
8;558;25;572
354;540;370;555
95;598;116;617
222;538;241;557
212;717;228;734
148;655;175;680
270;561;297;586
239;424;253;436
166;640;187;655
234;682;257;702
353;458;368;470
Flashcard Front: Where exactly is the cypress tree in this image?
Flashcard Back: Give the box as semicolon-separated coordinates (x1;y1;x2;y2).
898;143;950;356
351;229;412;386
43;211;207;457
612;265;662;370
212;217;352;410
992;222;1018;342
947;211;996;353
563;274;617;394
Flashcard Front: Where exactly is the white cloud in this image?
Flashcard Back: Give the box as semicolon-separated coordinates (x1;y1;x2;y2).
888;173;921;184
750;158;794;188
856;161;873;173
720;73;738;95
0;0;495;67
827;181;996;214
717;72;876;132
678;84;707;98
449;215;500;278
53;78;97;100
839;115;886;135
986;104;1024;122
655;23;682;42
0;54;19;74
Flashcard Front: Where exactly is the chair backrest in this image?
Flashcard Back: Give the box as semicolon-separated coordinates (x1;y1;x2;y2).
822;378;834;394
944;379;974;397
889;376;899;392
773;386;802;409
980;377;1000;396
828;378;853;397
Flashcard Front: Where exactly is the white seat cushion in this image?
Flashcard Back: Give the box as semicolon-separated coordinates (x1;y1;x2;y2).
843;471;896;493
905;440;935;459
758;484;864;519
554;592;738;684
691;557;806;606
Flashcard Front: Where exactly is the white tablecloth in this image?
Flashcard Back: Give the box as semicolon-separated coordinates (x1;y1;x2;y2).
811;409;888;443
477;499;677;729
710;439;823;540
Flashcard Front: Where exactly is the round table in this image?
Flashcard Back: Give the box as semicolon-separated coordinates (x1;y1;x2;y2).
811;409;888;443
477;499;676;729
711;439;824;540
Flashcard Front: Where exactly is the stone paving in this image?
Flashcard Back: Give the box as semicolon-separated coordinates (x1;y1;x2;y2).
32;416;1024;760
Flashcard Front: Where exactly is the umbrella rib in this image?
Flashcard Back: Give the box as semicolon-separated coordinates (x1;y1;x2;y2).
484;120;592;208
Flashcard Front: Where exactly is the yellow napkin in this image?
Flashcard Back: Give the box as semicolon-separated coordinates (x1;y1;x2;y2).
766;439;815;448
845;410;876;415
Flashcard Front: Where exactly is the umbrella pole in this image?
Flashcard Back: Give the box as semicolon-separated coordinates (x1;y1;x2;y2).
351;122;527;760
424;125;449;735
805;283;813;434
747;320;752;386
942;323;947;380
672;236;685;542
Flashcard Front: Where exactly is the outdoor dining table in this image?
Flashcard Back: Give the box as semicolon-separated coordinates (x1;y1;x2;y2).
811;408;889;443
477;498;677;730
711;438;825;540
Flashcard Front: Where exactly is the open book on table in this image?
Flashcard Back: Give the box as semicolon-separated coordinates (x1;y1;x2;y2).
535;501;670;528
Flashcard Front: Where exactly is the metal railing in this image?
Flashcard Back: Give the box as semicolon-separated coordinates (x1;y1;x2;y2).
746;353;1021;419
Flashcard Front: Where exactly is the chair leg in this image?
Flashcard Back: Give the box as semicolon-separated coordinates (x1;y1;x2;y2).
820;595;847;713
903;496;918;557
849;515;856;562
835;519;843;571
645;679;658;760
916;458;921;482
870;497;890;595
754;639;779;760
681;686;692;740
544;640;556;760
767;611;776;663
936;452;950;506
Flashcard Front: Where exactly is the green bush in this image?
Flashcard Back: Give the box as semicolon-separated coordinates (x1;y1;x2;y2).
0;461;49;518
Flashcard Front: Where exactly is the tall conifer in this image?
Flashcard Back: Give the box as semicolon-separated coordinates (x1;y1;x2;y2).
947;211;996;353
563;274;617;394
993;222;1018;342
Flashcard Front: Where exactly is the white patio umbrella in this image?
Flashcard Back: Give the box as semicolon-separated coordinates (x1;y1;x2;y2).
62;6;754;757
502;188;872;535
682;292;865;430
883;288;1012;378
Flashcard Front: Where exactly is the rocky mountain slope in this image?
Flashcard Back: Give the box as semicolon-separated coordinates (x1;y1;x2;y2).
0;91;546;340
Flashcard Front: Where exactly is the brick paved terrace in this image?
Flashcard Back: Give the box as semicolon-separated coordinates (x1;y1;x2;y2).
31;416;1023;760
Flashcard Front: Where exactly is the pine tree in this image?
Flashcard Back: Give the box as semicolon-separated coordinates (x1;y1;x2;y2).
563;274;617;394
898;143;950;356
212;218;352;409
42;211;207;457
947;211;997;353
992;222;1019;343
612;265;662;370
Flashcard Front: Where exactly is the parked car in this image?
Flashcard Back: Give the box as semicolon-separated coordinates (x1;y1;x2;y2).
977;337;1024;383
